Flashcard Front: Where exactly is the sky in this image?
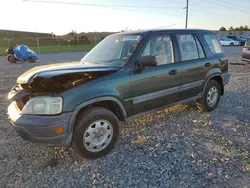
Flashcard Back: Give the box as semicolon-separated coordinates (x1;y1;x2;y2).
0;0;249;35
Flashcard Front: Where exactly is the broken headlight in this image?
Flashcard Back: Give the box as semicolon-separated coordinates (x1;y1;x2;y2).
22;97;63;115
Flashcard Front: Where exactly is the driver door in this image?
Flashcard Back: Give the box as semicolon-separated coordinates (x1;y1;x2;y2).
129;34;182;116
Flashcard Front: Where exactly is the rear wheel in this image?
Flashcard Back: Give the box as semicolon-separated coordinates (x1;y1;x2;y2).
230;43;234;46
71;107;120;159
29;59;36;63
197;80;221;112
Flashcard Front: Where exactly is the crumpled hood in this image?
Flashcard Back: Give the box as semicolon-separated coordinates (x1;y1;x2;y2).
17;61;120;84
16;61;120;93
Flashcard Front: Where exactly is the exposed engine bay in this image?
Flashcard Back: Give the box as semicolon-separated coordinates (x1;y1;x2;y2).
22;71;115;93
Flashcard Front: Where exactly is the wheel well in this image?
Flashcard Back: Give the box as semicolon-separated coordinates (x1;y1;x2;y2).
75;100;126;124
210;76;224;95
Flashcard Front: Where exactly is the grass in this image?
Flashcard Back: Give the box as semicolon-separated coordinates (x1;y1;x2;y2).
0;44;95;56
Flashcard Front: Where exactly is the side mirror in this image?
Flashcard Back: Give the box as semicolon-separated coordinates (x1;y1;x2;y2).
139;56;157;68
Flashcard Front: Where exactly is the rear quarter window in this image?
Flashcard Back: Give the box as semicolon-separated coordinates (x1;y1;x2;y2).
204;34;223;55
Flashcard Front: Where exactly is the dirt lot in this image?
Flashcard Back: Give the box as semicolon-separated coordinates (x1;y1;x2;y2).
0;48;249;188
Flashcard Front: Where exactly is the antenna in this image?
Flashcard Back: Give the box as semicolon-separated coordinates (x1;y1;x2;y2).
152;24;176;30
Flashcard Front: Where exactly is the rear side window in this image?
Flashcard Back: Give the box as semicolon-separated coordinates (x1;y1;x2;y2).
204;34;223;54
176;34;205;61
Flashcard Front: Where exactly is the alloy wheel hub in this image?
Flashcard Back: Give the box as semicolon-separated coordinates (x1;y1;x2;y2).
207;86;219;107
83;120;113;152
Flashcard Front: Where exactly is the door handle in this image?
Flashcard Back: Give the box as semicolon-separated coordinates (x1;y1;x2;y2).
169;69;178;75
204;62;211;67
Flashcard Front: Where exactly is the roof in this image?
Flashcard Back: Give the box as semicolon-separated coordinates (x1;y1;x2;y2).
111;28;215;36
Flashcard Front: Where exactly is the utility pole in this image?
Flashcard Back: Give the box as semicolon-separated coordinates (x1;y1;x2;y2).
185;0;189;28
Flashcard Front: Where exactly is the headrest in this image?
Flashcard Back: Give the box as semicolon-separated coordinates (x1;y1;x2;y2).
155;44;163;52
155;41;170;53
182;41;196;52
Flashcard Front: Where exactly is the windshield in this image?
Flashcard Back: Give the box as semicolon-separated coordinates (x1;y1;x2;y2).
81;34;142;67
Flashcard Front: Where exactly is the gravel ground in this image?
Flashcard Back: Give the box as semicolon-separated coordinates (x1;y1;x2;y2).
0;51;249;188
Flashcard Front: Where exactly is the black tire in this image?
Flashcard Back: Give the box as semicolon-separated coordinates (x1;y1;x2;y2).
29;59;36;63
71;107;120;159
197;80;221;112
230;43;234;46
7;55;16;63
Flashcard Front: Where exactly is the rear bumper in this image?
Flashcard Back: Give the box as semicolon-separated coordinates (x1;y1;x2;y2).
241;58;250;62
222;72;230;86
7;102;73;145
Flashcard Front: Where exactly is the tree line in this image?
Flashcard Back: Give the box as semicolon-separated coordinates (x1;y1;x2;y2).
219;26;250;31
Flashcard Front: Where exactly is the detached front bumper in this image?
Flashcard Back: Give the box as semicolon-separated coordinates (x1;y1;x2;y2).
7;102;73;145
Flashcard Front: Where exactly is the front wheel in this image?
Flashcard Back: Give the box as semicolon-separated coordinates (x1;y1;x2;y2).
71;107;120;159
7;55;17;63
197;80;221;112
230;43;234;46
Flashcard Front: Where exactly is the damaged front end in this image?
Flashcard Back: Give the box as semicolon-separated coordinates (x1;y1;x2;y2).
22;71;115;93
8;85;30;111
8;63;120;112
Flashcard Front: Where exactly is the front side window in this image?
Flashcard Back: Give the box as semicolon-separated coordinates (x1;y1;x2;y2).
176;34;203;61
141;35;174;66
81;35;142;67
204;34;223;54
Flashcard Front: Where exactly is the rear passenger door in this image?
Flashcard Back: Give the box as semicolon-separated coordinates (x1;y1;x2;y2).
175;33;213;99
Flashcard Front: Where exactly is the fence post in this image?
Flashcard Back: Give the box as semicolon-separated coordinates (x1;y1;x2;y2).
36;31;41;55
4;37;14;47
68;40;71;52
56;37;60;47
77;36;79;49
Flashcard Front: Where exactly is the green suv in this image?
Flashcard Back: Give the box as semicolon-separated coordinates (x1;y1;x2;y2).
7;29;230;158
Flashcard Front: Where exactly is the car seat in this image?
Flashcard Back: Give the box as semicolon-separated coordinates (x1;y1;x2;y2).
154;42;172;65
181;41;198;61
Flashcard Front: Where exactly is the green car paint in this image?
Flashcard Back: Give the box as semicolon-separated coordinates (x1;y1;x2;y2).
7;29;230;146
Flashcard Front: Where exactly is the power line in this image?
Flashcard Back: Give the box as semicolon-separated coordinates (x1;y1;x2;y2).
22;0;182;9
217;0;250;10
189;8;238;20
200;0;250;15
22;0;187;29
